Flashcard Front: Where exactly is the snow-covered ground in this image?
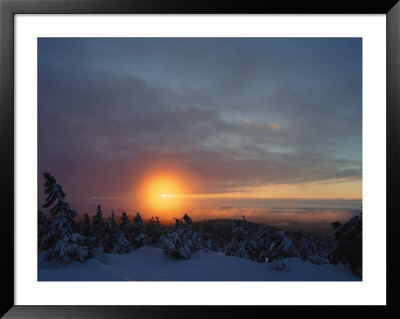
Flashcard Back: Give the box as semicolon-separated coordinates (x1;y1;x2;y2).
38;246;359;281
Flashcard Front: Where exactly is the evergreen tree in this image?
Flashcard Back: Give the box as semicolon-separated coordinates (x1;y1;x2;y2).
120;212;131;234
41;172;89;263
225;219;251;259
38;210;49;250
196;221;230;252
91;205;105;247
196;220;220;251
74;218;83;234
103;210;131;254
183;213;192;226
329;214;362;277
161;213;202;259
133;212;143;226
144;216;165;247
131;212;146;250
81;213;91;237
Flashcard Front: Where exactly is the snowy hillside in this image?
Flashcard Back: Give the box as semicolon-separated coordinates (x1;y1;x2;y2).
38;246;359;281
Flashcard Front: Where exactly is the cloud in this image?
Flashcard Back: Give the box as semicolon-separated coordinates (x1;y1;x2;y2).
38;38;362;212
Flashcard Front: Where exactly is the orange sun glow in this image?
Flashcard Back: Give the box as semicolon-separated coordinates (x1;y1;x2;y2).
139;175;183;214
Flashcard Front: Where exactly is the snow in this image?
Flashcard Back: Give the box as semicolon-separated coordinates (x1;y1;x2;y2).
38;246;359;281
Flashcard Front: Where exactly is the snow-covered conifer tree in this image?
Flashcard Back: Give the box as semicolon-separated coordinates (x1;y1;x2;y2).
38;210;49;250
41;172;89;263
120;212;131;233
133;212;143;226
161;213;202;259
103;210;131;254
329;214;362;277
225;219;251;259
144;216;165;247
81;213;91;237
130;212;146;249
91;205;105;247
74;218;83;234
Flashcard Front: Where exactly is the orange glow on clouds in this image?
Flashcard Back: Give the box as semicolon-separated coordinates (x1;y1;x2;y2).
131;169;361;222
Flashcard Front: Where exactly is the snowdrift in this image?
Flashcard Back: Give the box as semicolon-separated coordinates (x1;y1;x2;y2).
38;246;359;281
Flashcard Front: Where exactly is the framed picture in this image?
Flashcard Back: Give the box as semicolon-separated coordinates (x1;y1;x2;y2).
1;0;399;318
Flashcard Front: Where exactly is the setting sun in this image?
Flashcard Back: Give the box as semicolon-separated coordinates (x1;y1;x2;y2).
139;175;183;214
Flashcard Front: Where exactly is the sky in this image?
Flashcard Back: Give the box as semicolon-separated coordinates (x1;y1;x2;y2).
38;38;362;219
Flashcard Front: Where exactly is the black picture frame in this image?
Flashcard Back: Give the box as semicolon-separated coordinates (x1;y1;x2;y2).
1;0;399;318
